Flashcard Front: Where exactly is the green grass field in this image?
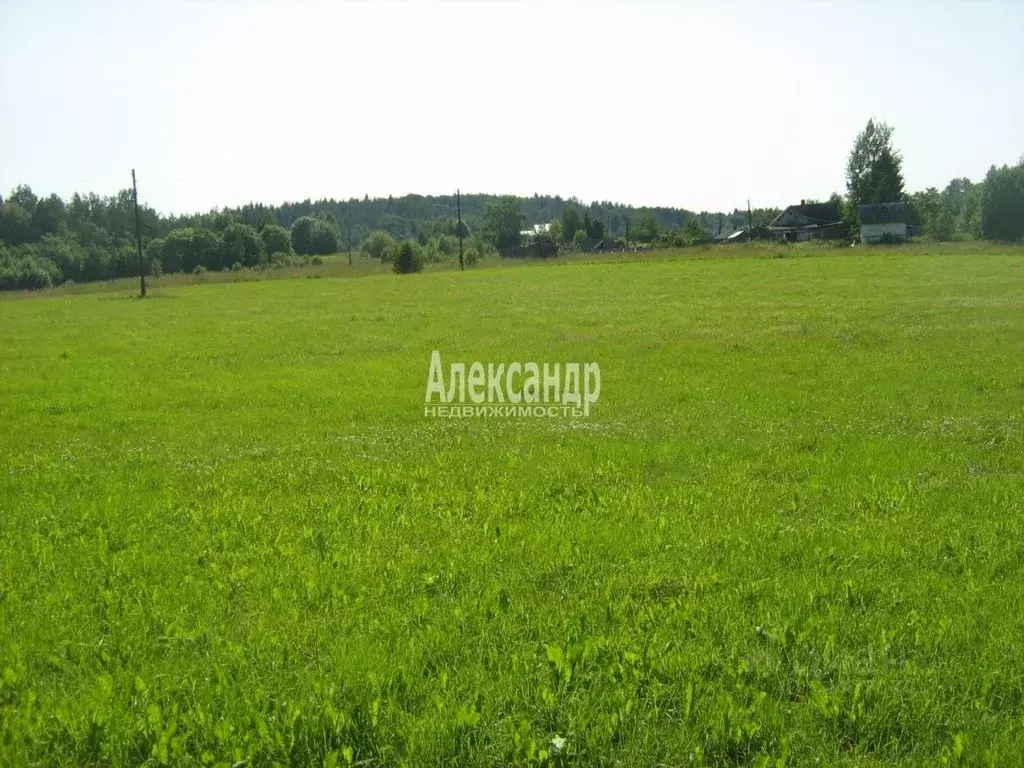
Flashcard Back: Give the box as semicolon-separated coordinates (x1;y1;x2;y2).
2;246;1024;766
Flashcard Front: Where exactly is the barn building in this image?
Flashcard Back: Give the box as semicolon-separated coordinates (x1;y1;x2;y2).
858;202;909;243
768;201;846;242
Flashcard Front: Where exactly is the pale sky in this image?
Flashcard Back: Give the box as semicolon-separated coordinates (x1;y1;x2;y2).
1;0;1021;215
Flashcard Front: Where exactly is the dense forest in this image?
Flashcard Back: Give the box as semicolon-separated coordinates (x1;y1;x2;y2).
1;124;1022;290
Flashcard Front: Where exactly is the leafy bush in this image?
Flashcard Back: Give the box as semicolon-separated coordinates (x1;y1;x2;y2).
392;241;424;274
162;228;223;273
260;224;292;256
79;243;110;282
230;261;244;272
422;239;444;264
291;217;338;256
361;231;396;260
657;229;686;248
464;236;495;266
681;217;711;244
310;255;323;265
0;246;61;290
109;242;142;279
221;223;264;268
925;208;957;242
269;251;303;269
436;234;456;256
547;219;563;244
36;232;85;283
632;213;659;243
145;237;166;279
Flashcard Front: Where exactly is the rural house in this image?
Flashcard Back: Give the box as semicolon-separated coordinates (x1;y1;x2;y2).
509;222;557;259
768;201;846;242
713;225;771;244
858;202;909;243
519;223;551;241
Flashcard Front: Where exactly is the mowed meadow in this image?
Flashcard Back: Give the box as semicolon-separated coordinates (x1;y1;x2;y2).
2;247;1024;766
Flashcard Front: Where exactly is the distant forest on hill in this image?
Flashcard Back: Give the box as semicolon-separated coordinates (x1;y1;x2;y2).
0;186;768;289
3;119;1023;290
206;193;750;243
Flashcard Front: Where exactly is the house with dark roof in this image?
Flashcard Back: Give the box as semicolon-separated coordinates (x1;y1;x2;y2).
858;202;909;243
768;201;846;242
713;225;771;244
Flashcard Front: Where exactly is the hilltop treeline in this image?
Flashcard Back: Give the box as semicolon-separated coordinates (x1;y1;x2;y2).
2;152;1023;290
231;194;713;242
0;188;730;290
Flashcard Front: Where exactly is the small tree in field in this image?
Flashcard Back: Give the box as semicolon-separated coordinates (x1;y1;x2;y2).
392;240;424;274
681;217;710;244
361;230;396;260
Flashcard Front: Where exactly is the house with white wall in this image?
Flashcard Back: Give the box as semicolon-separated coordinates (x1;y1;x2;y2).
858;202;909;243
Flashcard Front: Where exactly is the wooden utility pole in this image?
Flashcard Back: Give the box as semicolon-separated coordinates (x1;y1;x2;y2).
131;169;146;297
456;189;464;271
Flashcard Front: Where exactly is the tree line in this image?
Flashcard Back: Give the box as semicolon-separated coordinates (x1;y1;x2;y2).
0;187;719;289
1;124;1022;290
0;188;343;290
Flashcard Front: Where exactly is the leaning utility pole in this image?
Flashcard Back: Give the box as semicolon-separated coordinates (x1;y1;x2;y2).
131;169;146;297
456;189;464;271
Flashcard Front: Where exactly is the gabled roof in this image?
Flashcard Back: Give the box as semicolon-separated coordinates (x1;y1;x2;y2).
787;203;840;223
858;202;909;225
769;202;842;230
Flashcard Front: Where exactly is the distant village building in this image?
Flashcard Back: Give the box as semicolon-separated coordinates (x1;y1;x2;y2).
713;226;770;244
768;201;846;242
714;229;749;243
519;223;551;241
858;202;909;244
508;222;557;259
